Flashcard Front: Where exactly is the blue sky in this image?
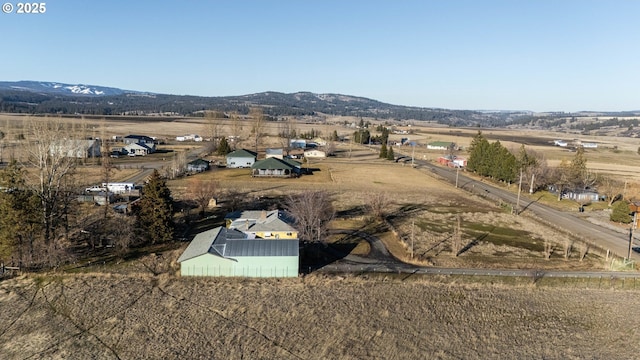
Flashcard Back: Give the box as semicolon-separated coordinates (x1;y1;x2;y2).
1;0;639;112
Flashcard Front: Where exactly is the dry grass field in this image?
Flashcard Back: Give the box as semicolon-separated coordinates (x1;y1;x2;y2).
1;273;639;359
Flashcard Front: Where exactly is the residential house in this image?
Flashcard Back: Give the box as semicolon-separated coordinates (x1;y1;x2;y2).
123;135;156;153
251;157;301;177
304;149;326;159
124;143;151;156
265;148;284;160
225;209;298;239
226;149;258;168
177;226;298;277
562;189;601;202
50;139;101;158
427;141;454;151
187;159;210;173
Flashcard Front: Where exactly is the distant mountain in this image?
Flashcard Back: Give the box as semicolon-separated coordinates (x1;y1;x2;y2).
0;81;143;96
0;80;532;126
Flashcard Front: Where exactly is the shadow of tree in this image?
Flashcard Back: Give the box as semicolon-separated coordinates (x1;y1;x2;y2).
299;242;356;274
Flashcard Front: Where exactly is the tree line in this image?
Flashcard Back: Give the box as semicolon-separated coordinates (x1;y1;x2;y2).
0;119;174;269
466;131;629;221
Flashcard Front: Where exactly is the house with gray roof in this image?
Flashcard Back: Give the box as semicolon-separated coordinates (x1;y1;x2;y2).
225;209;298;239
177;226;298;277
187;158;210;173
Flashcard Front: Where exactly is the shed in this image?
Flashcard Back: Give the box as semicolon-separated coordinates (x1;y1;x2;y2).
265;148;284;160
177;227;299;277
226;149;258;168
427;141;453;150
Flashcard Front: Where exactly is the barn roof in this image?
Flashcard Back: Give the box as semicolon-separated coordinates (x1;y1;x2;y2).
177;226;298;263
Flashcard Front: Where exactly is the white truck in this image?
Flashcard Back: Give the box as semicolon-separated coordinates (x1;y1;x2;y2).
102;182;135;194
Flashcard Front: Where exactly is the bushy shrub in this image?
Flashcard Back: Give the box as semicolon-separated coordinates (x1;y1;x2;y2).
610;200;632;223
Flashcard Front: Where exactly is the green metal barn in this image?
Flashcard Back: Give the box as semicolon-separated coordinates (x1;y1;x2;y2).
177;227;299;278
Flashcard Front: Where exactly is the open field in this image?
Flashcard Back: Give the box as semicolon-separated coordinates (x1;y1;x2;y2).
1;273;639;359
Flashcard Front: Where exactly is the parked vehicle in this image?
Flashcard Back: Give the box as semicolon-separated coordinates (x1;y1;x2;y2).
101;182;135;194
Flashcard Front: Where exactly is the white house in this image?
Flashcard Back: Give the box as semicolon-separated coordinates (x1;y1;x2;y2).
177;226;299;277
553;140;568;147
124;143;151;156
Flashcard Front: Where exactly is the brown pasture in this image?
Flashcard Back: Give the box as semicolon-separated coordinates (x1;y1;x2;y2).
1;273;639;359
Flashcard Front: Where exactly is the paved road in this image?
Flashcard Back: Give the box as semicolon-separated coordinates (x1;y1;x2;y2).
400;155;640;261
321;227;640;279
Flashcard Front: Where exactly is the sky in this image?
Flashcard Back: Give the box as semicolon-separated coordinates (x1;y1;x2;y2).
1;0;639;112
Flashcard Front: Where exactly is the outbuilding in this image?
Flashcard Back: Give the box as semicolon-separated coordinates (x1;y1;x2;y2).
226;149;258;168
177;227;299;277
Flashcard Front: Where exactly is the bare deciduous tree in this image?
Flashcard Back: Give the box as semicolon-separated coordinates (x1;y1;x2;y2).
249;107;265;153
168;151;188;179
205;110;223;154
223;187;246;213
544;238;554;260
563;239;573;260
25;117;80;247
366;192;390;220
229;111;242;150
579;243;589;261
187;178;218;217
284;190;334;243
598;176;624;206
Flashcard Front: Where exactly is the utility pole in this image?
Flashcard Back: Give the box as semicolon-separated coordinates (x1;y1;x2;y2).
455;167;459;188
411;144;415;167
529;173;535;194
516;168;523;215
411;219;414;259
628;212;637;261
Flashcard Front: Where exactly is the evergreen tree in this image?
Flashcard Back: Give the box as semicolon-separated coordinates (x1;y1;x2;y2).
467;131;490;175
216;137;232;155
0;161;40;264
610;200;632;223
137;169;174;244
332;130;339;141
379;143;388;158
386;146;395;161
